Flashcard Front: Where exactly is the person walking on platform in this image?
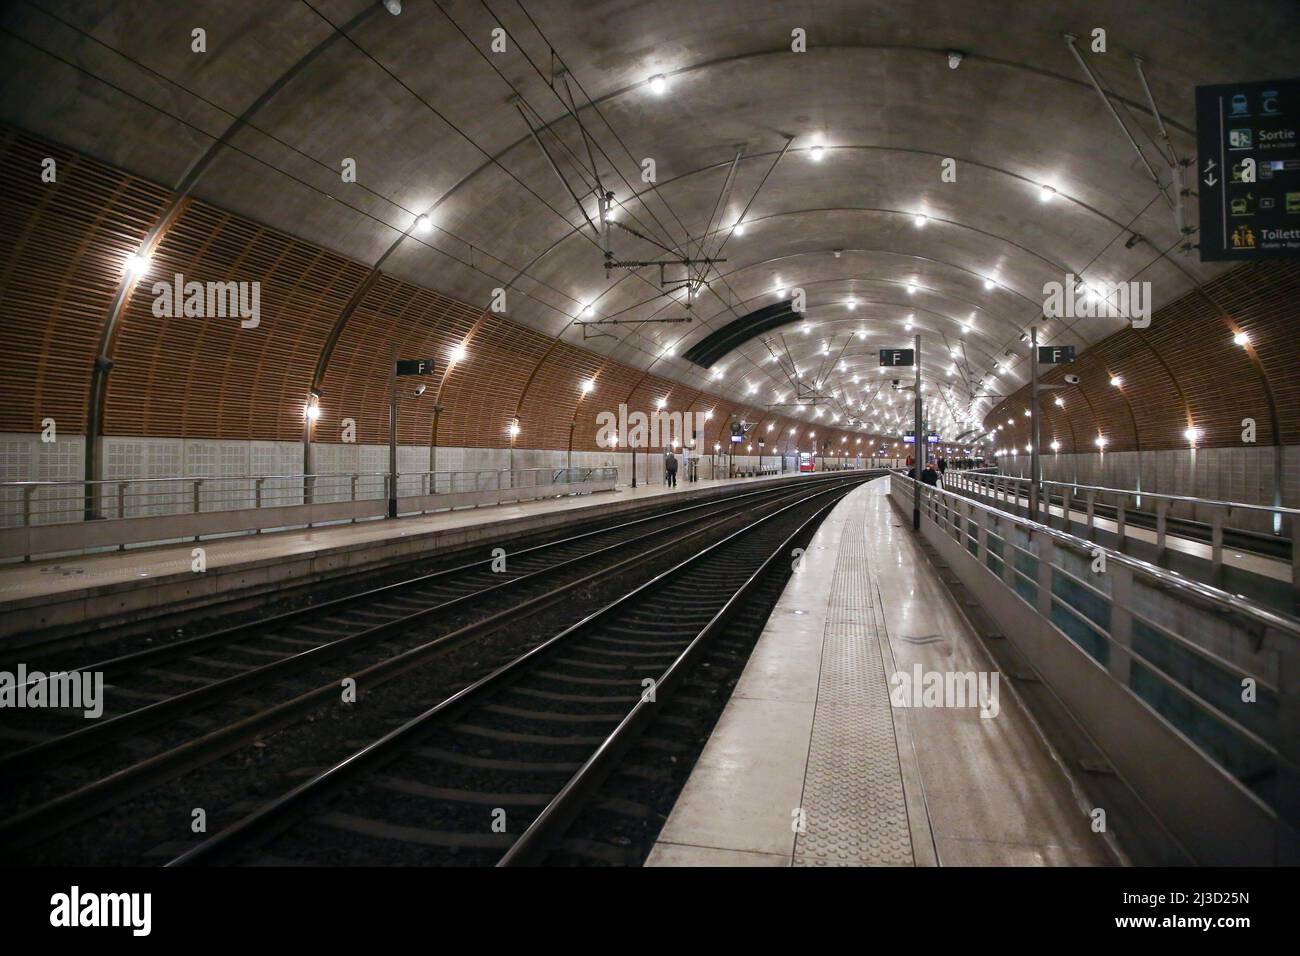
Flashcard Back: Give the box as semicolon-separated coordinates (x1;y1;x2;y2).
664;449;679;487
921;459;940;486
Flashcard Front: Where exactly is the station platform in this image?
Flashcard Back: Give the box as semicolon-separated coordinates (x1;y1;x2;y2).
0;470;841;647
647;477;1117;867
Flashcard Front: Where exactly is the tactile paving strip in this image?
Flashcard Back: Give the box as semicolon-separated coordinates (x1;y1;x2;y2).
793;495;914;866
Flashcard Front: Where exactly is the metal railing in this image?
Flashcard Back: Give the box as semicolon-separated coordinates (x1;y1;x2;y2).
0;467;615;528
943;469;1300;585
889;471;1298;864
0;467;618;562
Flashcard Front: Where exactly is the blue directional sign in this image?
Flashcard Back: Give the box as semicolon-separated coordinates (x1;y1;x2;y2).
1196;78;1300;260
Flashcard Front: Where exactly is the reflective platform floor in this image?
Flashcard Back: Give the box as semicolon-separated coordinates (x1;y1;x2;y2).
647;477;1117;867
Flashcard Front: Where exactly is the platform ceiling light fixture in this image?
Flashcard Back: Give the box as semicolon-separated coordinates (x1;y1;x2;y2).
1040;184;1056;201
123;253;151;277
1095;435;1107;448
914;213;927;227
810;143;825;161
413;213;432;233
1054;396;1065;407
1050;440;1061;451
906;281;917;295
449;343;468;364
983;276;996;290
1109;375;1123;387
581;379;595;394
1185;426;1201;444
847;299;858;310
508;421;521;438
1233;331;1250;346
656;397;667;409
648;74;667;95
734;221;746;235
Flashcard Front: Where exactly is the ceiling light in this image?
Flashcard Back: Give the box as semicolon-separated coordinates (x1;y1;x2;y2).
847;299;857;310
734;221;746;235
1039;184;1056;201
1109;375;1122;387
449;344;468;364
648;74;667;95
914;214;927;227
1095;435;1107;448
123;253;151;277
582;304;595;317
810;144;825;161
414;214;432;233
1233;332;1249;346
656;397;667;409
581;379;595;394
1054;396;1064;407
1050;440;1061;451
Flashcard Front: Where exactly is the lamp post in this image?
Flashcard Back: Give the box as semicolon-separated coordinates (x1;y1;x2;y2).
913;333;922;530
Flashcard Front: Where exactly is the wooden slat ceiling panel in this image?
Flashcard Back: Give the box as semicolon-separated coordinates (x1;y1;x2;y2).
6;127;1291;460
318;276;484;445
0;128;172;433
986;259;1300;453
106;199;371;440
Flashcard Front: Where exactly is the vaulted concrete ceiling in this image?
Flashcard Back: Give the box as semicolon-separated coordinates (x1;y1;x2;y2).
3;0;1297;440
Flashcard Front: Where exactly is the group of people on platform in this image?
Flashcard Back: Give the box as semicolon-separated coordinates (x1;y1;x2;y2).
906;455;982;486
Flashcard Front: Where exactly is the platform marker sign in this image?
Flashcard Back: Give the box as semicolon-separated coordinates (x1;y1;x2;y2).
1196;77;1300;260
1037;345;1075;364
879;348;915;367
395;359;436;376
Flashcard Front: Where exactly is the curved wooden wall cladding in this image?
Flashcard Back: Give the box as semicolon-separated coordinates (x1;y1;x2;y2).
0;129;171;434
0;126;868;457
13;124;1296;462
986;260;1300;454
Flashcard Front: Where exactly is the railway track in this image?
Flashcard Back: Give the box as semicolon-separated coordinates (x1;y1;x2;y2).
165;478;856;866
0;473;869;858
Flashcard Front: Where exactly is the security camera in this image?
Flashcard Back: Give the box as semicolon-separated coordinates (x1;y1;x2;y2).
947;50;964;70
1064;374;1080;385
414;384;427;396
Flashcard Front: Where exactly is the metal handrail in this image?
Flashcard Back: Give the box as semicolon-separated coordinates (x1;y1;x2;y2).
0;466;602;490
955;470;1300;518
0;467;619;529
900;472;1300;637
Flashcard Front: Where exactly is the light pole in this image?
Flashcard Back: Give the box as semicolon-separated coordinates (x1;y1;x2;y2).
913;333;923;530
1029;326;1041;521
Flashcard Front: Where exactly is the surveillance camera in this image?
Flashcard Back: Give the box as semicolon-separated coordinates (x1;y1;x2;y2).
1064;374;1080;385
947;50;964;70
414;384;427;396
